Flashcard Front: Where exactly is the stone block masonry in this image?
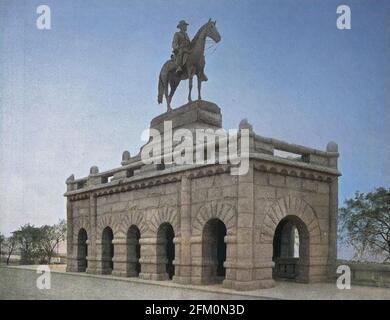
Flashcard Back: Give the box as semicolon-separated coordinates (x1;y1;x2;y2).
65;100;340;291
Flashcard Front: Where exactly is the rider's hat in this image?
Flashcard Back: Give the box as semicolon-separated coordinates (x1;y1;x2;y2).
177;20;189;28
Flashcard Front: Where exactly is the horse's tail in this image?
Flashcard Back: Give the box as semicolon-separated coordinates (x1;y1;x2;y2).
157;75;164;104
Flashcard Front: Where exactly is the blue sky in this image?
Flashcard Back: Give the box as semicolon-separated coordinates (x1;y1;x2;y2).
0;0;389;255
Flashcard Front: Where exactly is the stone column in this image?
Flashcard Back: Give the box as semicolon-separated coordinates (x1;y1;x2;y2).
190;235;203;284
94;240;103;274
139;237;169;280
226;162;258;291
173;174;191;284
70;241;80;272
326;141;339;280
65;199;76;272
222;234;237;288
112;237;127;277
328;177;338;279
86;195;98;274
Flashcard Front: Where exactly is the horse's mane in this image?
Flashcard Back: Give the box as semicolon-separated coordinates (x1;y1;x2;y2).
190;22;209;49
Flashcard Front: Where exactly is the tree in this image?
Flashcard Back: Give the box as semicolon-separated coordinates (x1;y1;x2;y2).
4;235;18;265
13;224;44;264
0;233;5;263
40;220;67;264
339;187;390;262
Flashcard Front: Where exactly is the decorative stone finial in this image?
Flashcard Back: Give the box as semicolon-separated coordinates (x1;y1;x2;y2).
239;118;253;132
122;150;131;161
66;174;74;183
90;166;99;175
326;141;338;152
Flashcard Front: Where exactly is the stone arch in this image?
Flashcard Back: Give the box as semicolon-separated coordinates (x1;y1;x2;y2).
148;206;179;235
260;195;321;244
201;218;227;284
192;201;236;236
272;215;310;281
76;228;88;272
118;207;147;238
156;222;175;280
97;214;122;239
126;225;141;277
73;216;90;241
101;226;114;274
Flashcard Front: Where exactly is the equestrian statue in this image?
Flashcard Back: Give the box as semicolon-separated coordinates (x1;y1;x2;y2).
158;19;221;112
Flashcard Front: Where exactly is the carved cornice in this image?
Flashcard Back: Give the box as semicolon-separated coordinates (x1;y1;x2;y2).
67;157;337;202
68;193;90;202
67;164;231;201
252;160;338;183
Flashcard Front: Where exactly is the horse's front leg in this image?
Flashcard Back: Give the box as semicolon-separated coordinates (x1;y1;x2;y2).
168;78;179;111
197;75;202;100
188;76;193;102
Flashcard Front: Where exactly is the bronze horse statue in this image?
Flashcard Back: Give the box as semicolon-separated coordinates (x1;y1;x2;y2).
158;19;221;112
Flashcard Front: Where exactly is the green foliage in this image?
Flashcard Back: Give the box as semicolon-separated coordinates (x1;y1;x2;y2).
339;187;390;262
0;233;5;260
12;220;67;264
0;233;4;248
4;235;18;265
13;224;44;264
39;220;67;264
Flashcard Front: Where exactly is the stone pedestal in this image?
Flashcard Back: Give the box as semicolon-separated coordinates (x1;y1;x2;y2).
150;100;222;135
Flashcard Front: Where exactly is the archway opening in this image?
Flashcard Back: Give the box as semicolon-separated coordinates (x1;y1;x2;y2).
102;226;114;275
157;223;175;280
127;225;141;277
202;218;227;284
272;215;309;282
77;228;88;272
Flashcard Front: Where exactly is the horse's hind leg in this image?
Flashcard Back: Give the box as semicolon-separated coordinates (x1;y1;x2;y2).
197;75;202;100
188;76;193;102
165;83;171;111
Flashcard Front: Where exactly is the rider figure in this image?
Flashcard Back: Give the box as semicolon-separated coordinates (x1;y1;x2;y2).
172;20;191;74
172;20;208;81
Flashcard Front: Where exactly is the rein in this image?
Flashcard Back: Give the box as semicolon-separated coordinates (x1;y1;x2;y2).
205;40;218;56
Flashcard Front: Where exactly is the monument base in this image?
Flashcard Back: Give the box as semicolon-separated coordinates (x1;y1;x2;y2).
150;100;222;134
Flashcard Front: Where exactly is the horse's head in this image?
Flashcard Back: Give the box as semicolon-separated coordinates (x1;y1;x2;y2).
205;19;221;43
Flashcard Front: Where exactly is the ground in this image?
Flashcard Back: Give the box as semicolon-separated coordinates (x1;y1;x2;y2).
0;265;389;300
